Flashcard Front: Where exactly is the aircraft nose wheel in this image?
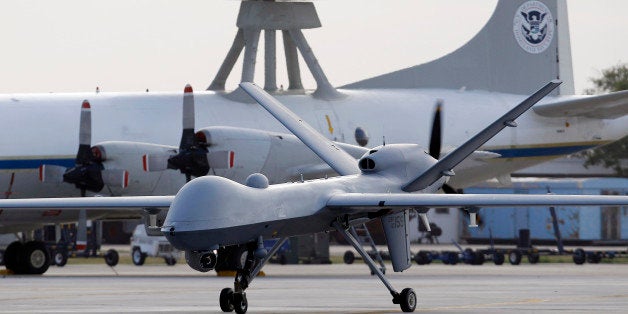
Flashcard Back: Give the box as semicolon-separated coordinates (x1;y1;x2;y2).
233;292;248;314
219;288;248;314
394;288;417;312
219;288;234;312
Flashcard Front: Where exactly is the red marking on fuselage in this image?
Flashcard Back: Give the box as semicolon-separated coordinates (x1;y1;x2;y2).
123;171;129;188
229;151;235;168
38;165;44;182
42;210;62;217
142;155;148;172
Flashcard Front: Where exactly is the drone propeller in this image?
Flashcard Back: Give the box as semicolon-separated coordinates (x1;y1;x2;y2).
425;99;483;227
428;99;443;160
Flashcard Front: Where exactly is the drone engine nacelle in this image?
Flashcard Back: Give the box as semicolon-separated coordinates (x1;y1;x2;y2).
358;144;438;181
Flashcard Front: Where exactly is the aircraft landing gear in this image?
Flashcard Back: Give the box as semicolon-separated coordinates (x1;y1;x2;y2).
333;221;417;312
219;237;288;313
4;240;50;275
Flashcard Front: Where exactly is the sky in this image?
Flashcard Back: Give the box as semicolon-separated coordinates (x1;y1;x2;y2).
0;0;626;94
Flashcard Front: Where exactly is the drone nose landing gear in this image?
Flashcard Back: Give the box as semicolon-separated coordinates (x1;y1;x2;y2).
219;237;288;314
333;221;418;312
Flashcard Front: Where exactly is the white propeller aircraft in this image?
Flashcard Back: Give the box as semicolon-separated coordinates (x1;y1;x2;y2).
1;0;627;274
1;81;626;313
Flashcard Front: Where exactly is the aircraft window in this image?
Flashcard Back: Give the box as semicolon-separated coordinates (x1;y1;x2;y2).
369;150;378;154
354;127;369;147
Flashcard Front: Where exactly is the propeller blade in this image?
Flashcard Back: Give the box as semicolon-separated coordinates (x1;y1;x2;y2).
76;100;92;165
179;84;196;150
166;85;210;180
428;100;443;160
441;183;458;194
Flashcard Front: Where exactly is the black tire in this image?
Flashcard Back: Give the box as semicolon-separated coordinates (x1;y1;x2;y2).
132;247;146;266
441;252;450;265
508;250;522;265
343;251;355;264
104;249;119;267
399;288;417;312
463;248;474;265
0;249;4;266
473;251;485;265
54;250;68;267
414;251;431;265
219;288;234;312
493;252;505;265
4;242;25;273
165;256;177;266
573;248;586;265
527;252;540;264
233;292;248;314
448;252;459;265
279;254;287;265
23;241;50;275
587;251;602;264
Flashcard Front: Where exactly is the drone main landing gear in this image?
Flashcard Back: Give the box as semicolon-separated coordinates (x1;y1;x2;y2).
219;237;288;314
333;221;417;312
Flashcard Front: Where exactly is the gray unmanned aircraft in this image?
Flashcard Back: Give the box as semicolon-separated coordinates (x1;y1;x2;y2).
1;81;627;313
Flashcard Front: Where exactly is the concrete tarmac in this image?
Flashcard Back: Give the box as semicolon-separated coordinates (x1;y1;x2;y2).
1;262;628;313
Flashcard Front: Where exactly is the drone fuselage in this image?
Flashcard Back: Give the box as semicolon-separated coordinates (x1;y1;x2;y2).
162;144;442;251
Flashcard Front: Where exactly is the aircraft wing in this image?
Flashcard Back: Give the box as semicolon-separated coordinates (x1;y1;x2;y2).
533;90;628;119
326;193;628;212
0;196;173;210
239;82;361;176
402;80;561;192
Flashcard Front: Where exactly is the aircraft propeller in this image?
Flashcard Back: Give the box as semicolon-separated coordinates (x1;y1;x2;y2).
428;99;443;160
164;85;210;182
424;99;482;228
39;100;129;196
142;85;233;181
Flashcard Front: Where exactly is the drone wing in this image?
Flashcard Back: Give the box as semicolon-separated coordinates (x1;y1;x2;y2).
402;80;561;192
240;82;361;176
0;196;173;210
326;193;628;212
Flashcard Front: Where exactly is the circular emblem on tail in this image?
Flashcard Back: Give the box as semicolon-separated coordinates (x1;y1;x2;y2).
513;1;554;54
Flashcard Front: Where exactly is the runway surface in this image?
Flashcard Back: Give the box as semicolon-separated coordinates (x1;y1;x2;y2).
2;261;628;313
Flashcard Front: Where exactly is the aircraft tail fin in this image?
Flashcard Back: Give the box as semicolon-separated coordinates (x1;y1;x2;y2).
343;0;574;96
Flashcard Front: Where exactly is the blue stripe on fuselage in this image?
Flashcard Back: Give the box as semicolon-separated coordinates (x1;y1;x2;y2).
0;158;75;170
0;144;597;170
487;144;596;158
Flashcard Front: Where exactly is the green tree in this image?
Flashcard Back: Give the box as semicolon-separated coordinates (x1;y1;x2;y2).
580;63;628;177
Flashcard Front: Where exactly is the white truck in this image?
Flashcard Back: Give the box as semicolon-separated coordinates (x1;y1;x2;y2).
130;224;180;266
